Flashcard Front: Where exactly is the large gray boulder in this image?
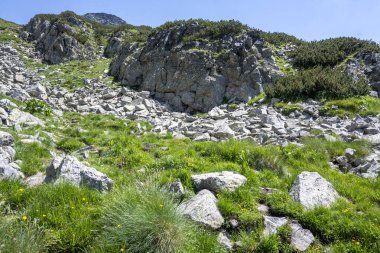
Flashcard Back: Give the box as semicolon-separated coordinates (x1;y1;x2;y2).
290;172;340;209
110;23;283;112
45;156;113;192
191;171;247;193
178;189;224;229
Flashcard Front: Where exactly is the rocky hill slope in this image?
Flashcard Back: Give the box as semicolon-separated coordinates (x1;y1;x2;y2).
83;13;127;26
0;11;379;253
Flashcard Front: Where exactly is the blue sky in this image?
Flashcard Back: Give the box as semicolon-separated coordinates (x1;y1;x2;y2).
1;0;379;42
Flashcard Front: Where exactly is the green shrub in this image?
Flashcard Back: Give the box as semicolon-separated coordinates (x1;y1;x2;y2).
265;67;370;101
94;185;196;253
24;99;53;116
290;37;380;68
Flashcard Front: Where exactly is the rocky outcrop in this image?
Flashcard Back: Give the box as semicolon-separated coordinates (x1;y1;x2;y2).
83;13;126;26
110;23;283;112
290;172;340;209
191;171;247;193
21;13;99;64
0;131;24;180
178;189;224;229
45;156;113;192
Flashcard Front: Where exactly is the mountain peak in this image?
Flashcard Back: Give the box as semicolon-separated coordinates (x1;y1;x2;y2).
83;12;126;26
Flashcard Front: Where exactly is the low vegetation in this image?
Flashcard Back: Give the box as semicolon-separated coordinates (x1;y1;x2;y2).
265;66;370;101
25;58;113;89
273;102;303;115
320;96;380;118
0;18;20;43
0;109;379;252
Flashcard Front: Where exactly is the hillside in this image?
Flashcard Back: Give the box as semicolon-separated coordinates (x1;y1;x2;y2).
0;10;379;253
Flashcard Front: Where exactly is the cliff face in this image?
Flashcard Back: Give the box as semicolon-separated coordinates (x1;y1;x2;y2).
21;13;100;64
110;23;283;112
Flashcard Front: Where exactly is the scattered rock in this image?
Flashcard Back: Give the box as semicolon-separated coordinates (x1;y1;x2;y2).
191;171;247;193
178;189;224;229
45;156;113;192
263;216;288;236
290;172;340;209
290;221;315;251
217;232;234;250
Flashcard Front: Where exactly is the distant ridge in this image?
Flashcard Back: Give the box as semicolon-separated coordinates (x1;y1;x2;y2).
83;13;126;26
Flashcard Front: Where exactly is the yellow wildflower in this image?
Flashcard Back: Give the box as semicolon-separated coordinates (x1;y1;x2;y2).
22;215;27;221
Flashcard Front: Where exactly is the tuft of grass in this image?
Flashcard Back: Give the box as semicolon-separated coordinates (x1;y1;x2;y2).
57;137;84;153
0;217;46;253
248;93;267;105
15;141;52;176
94;185;197;253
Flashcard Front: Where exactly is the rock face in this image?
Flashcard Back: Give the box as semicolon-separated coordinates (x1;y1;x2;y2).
178;189;224;229
45;156;113;192
83;13;126;26
290;172;340;209
110;23;283;112
191;171;247;193
21;12;98;64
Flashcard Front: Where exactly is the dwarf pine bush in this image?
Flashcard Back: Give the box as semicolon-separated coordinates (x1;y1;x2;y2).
265;67;370;101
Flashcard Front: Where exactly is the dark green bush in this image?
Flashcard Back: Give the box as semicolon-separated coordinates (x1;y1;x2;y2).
265;67;370;101
153;19;248;42
290;37;380;68
260;31;302;47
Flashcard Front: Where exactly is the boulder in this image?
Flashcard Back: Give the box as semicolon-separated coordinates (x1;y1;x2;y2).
217;232;233;250
0;163;25;180
0;131;14;147
8;109;45;127
25;172;46;187
290;172;340;209
290;221;315;251
178;189;224;229
191;171;247;193
45;156;113;192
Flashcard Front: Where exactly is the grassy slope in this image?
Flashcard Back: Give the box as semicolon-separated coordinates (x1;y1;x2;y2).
0;103;379;252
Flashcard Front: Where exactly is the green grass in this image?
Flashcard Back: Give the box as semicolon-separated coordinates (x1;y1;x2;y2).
25;58;113;90
273;102;303;115
0;111;379;252
320;96;380;118
0;18;21;43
